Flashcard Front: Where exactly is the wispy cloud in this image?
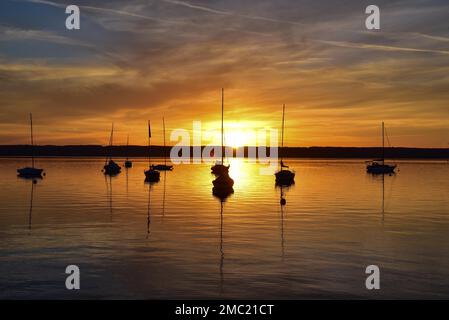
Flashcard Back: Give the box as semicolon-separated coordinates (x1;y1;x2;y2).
20;0;182;24
316;39;449;56
163;0;305;26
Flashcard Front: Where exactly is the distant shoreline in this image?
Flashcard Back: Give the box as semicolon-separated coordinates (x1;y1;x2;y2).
0;145;448;159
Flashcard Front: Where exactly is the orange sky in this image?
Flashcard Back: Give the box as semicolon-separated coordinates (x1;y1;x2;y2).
0;0;448;148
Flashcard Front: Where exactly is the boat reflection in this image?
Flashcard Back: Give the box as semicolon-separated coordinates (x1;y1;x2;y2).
212;176;233;294
219;199;224;294
27;179;36;231
279;186;286;260
104;175;115;221
370;172;396;223
277;184;292;261
162;171;167;218
145;180;158;238
125;167;129;196
276;183;293;205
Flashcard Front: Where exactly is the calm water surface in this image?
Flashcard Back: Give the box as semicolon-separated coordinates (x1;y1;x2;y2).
0;158;448;299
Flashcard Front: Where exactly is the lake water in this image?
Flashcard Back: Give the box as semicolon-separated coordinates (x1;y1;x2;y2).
0;157;448;299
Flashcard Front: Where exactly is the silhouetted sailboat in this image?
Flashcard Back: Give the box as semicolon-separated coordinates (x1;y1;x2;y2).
366;122;396;174
103;123;121;175
211;88;230;175
151;117;173;171
17;114;44;178
124;134;132;168
144;120;160;182
275;104;295;186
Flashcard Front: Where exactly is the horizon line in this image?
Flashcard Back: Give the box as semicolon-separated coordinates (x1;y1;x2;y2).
0;144;448;150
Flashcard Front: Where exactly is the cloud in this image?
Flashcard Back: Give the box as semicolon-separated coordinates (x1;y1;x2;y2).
315;39;449;56
163;0;305;26
21;0;182;25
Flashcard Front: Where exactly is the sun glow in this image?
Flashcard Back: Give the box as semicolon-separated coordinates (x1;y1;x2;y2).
201;121;270;148
225;131;250;148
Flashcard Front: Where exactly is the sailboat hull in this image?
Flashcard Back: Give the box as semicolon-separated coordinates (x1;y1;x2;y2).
212;185;234;200
212;172;234;200
151;164;173;171
144;169;160;182
212;174;234;188
104;160;121;175
366;163;396;174
275;169;295;186
211;164;229;175
17;167;44;178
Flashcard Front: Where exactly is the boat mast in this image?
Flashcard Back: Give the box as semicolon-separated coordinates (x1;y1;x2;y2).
110;123;114;163
126;134;129;161
221;88;224;165
382;121;385;165
280;104;285;168
163;117;167;166
148;120;151;167
29;113;35;168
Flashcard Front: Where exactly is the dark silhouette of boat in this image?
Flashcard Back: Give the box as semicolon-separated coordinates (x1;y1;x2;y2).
211;89;230;175
145;168;160;182
151;117;173;171
211;162;229;175
17;167;44;178
212;178;234;201
144;120;160;182
366;122;396;174
275;105;295;186
212;174;234;198
104;160;121;175
151;164;172;171
124;134;133;168
213;173;234;188
103;123;121;175
17;114;44;178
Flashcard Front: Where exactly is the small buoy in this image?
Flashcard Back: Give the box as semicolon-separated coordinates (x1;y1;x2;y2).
280;198;286;205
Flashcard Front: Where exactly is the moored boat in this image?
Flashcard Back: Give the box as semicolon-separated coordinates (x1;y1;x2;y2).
211;89;230;175
366;122;397;175
144;120;160;183
103;123;121;175
104;160;121;175
275;105;295;186
17;114;44;179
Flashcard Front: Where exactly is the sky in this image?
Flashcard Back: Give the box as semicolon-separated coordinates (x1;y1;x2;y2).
0;0;448;147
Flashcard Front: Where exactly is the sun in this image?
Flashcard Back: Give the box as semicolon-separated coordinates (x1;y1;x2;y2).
203;120;265;148
225;131;246;148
